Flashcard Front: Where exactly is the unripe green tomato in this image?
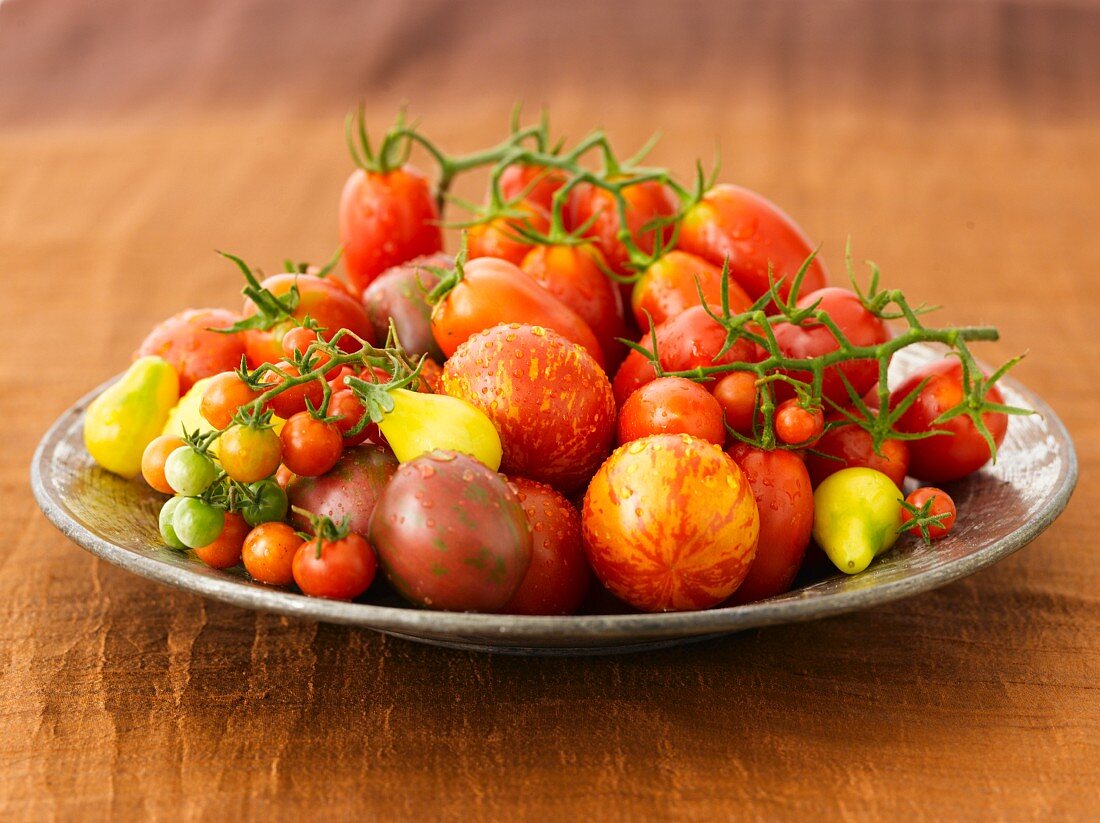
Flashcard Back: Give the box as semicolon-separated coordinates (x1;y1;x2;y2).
159;496;187;550
812;467;903;574
164;446;219;496
172;497;225;549
242;479;289;527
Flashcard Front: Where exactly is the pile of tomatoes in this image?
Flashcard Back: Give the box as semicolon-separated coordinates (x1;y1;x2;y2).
81;109;1024;614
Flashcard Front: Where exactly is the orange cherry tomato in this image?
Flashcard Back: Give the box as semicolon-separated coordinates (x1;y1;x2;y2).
193;512;250;570
617;377;726;446
242;522;303;585
200;371;261;429
141;435;185;494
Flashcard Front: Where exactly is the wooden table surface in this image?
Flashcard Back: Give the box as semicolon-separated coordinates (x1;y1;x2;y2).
2;0;1098;818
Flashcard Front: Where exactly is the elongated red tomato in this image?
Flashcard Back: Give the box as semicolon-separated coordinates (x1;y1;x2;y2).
339;165;442;292
430;256;606;370
499;163;566;211
467;201;550;266
631;250;753;333
677;184;827;303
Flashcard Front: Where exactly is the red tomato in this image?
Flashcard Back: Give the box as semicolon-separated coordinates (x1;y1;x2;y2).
890;359;1009;482
771;287;888;404
902;487;958;541
242;273;372;367
582;434;759;612
725;445;813;604
631;250;753;332
280;413;344;477
499;163;566;211
803;421;910;489
500;478;591;616
141;435;185;494
242;522;303;585
328;389;377;446
200;371;262;429
520;242;627;370
338;165;443;292
565;178;679;276
677;184;827;303
261;361;325;420
193;512;250;570
774;399;824;446
612;304;759;407
617;377;726;446
135;308;247;394
430;256;606;370
467;201;550;266
711;371;758;435
292;533;377;601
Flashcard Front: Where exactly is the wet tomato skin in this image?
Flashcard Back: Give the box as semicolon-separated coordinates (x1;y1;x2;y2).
803;422;910;489
286;443;398;537
902;487;957;540
362;253;448;361
582;434;759;612
617;377;726;446
136;308;248;394
631;250;753;333
292;533;377;601
242;522;303;586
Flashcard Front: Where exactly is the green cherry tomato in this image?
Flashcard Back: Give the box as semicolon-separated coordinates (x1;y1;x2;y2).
812;467;903;575
242;479;289;527
164;446;219;496
159;496;187;550
172;497;226;549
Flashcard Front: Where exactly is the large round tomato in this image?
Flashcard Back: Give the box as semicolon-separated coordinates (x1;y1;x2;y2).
890;359;1009;482
582;434;759;612
565;178;678;276
631;250;752;333
677;184;827;303
135;308;247;394
725;445;813;604
338;165;443;292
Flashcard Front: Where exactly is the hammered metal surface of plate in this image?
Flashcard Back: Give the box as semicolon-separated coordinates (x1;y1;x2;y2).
31;345;1077;655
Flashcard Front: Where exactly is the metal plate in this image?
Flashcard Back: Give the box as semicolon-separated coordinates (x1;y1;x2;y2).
31;345;1078;655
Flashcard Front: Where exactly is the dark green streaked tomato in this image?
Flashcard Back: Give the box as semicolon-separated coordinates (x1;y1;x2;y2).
287;444;398;536
369;451;533;612
362;253;448;361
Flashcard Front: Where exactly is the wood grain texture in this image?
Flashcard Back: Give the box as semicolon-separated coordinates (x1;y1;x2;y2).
1;0;1098;818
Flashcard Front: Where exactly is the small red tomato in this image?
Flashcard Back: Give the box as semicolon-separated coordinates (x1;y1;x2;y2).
499;163;566;211
193;512;250;570
631;250;753;333
774;399;824;446
200;371;262;429
141;435;185;494
711;371;758;435
467;201;550;266
617;377;726;446
566;178;679;276
500;478;591;616
328;389;376;446
803;422;910;489
243;522;303;586
292;533;378;601
280;326;320;359
261;361;325;419
902;487;958;541
135;308;248;394
280;413;344;477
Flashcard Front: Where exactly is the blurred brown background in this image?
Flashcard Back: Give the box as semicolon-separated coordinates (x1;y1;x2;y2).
2;0;1098;819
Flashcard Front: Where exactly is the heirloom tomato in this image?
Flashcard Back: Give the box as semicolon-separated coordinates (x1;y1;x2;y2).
582;434;759;612
374;388;503;470
362;253;448;361
242;522;302;585
287;443;398;537
200;371;262;429
565;178;678;275
631;250;752;333
136;308;247;394
280;413;343;477
812;468;902;574
240;478;289;527
218;423;282;483
467;201;550;266
901;487;957;541
616;376;725;447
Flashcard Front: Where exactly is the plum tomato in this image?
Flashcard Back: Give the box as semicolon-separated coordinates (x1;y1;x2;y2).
565;178;678;276
280;413;343;477
242;522;303;585
500;477;591;616
631;250;753;333
771;287;888;404
193;512;249;570
902;487;958;541
368;451;532;611
617;377;726;446
890;359;1009;483
774;399;825;446
711;371;759;435
803;421;910;489
141;434;185;494
287;443;398;536
339;164;442;292
218;423;282;483
164;446;218;496
442;324;616;492
261;361;325;419
725;444;814;604
467;201;550;266
241;478;289;527
582;434;759;612
677;184;827;303
135;308;248;394
363;253;448;361
498;163;566;211
292;532;377;601
612;304;758;408
172;497;225;549
200;371;262;429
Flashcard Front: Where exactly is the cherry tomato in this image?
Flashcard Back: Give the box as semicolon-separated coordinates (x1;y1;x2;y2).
200;371;261;429
499;163;565;211
430;256;606;370
280;413;344;477
171;497;225;549
193;512;249;569
774;399;824;446
631;250;753;333
726;444;813;604
771;287;888;404
803;421;910;489
902;487;958;541
677;184;827;303
159;497;186;549
261;361;325;419
520;242;627;369
565;178;678;276
242;522;303;585
467;201;550;266
339;165;442;292
280;326;339;377
711;371;758;435
164;447;218;496
141;435;185;494
240;478;289;527
218;424;283;483
328;389;377;446
617;377;726;446
890;359;1009;482
135;308;247;394
292;533;377;601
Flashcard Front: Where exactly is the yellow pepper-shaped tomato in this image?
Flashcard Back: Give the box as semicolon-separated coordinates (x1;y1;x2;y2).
378;388;502;470
812;467;903;574
84;356;180;478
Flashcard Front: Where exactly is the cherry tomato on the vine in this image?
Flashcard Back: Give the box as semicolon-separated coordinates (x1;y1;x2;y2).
240;478;289;527
292;533;378;601
711;371;759;435
328;389;377;446
803;421;910;489
498;163;566;212
141;435;185;494
261;361;325;419
200;371;261;430
243;522;303;585
901;487;958;541
617;377;726;446
774;399;824;446
467;201;550;266
218;424;283;483
280;413;344;477
631;250;753;333
193;512;249;570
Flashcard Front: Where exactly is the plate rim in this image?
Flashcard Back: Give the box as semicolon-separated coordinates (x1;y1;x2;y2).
31;360;1079;646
